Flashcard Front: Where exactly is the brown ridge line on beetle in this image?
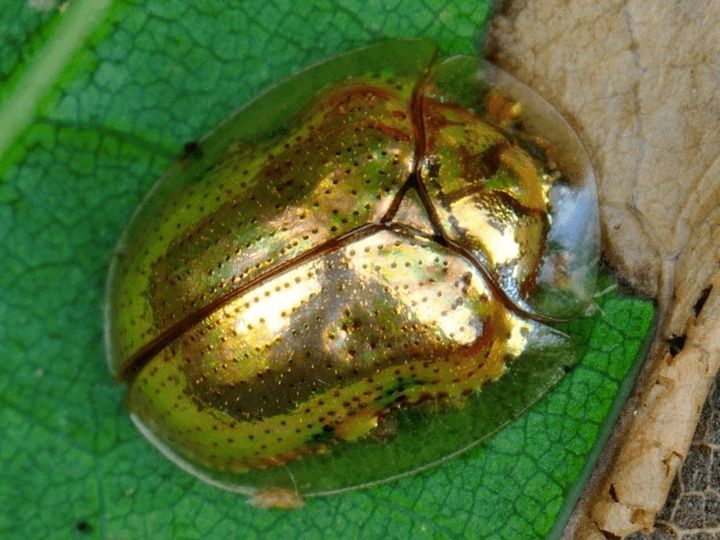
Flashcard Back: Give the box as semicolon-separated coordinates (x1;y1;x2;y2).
393;59;555;322
388;222;558;325
117;221;387;381
119;50;563;382
442;184;548;220
377;47;438;225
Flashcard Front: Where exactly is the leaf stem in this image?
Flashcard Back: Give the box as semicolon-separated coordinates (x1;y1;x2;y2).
0;0;112;163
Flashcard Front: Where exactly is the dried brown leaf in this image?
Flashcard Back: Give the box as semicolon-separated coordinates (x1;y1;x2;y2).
488;1;720;537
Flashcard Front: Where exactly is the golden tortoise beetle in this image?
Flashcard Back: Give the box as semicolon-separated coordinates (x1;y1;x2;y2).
105;39;599;507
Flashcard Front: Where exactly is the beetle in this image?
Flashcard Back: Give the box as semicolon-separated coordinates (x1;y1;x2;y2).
105;39;599;505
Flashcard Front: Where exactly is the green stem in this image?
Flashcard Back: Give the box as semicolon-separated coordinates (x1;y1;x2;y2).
0;0;112;162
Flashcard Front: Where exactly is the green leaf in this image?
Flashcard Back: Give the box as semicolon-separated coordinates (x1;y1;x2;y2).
0;2;654;539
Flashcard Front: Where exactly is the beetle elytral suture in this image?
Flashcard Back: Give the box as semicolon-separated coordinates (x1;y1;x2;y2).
105;39;599;502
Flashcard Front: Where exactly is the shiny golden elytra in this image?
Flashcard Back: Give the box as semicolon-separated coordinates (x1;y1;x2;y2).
105;39;599;502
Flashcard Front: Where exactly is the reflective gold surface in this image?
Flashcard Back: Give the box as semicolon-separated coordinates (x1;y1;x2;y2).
129;228;522;470
105;41;599;493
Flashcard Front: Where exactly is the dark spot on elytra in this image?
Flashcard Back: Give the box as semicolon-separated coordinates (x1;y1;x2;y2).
426;155;441;178
518;138;549;164
181;141;202;159
310;426;335;444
